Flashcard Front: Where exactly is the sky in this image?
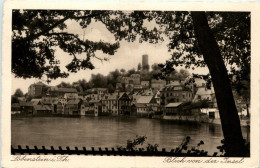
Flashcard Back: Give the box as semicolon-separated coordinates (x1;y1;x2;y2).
12;16;209;94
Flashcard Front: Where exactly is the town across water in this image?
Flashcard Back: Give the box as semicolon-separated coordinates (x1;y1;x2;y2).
11;116;250;155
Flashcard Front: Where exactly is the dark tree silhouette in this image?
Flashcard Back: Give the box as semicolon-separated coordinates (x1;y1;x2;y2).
137;63;142;71
13;88;24;97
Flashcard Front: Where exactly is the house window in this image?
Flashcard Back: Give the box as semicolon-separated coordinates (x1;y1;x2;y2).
209;112;215;119
198;95;201;100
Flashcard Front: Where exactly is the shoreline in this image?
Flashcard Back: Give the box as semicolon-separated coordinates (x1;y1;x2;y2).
11;114;250;127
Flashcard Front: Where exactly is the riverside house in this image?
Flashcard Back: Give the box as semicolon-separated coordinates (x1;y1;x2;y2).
160;85;193;105
19;101;34;116
63;99;88;116
164;102;183;117
28;82;49;98
89;100;102;116
11;103;20;114
118;92;132;115
135;95;158;117
101;92;132;115
64;99;83;115
56;101;64;114
141;81;150;89
64;93;78;101
33;104;52;115
151;79;166;90
193;87;215;102
80;100;90;116
101;93;118;115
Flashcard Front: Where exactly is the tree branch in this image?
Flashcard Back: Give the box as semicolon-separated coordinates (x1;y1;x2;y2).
27;16;72;41
27;11;106;42
46;32;106;62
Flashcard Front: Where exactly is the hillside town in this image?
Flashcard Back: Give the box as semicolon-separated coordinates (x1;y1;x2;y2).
11;55;249;125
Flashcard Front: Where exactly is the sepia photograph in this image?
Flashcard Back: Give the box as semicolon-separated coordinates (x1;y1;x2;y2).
2;1;260;168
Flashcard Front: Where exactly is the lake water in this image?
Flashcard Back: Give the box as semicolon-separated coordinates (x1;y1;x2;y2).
11;116;250;155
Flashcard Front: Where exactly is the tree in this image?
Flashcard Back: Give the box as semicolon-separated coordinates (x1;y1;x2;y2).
107;69;121;88
12;10;250;156
137;63;142;71
179;69;190;80
13;88;24;97
120;68;126;74
190;12;246;156
89;73;108;88
75;79;92;91
57;81;72;88
165;69;190;81
107;83;115;93
125;68;137;77
11;96;19;104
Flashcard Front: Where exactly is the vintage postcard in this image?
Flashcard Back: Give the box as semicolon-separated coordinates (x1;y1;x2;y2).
1;0;260;167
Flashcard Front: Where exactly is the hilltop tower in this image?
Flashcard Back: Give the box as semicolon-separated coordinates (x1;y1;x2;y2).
142;54;149;72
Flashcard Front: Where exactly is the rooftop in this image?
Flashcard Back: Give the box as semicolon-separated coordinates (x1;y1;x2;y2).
49;87;77;93
67;100;81;105
31;82;48;86
136;96;154;104
195;87;215;95
135;103;147;108
165;102;183;108
19;101;34;106
34;105;52;111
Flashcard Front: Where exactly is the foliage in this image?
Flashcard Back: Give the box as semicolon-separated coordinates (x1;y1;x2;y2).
216;139;250;157
146;143;159;152
12;10;120;80
11;89;24;104
11;96;19;104
155;12;250;93
137;63;142;71
107;83;115;93
120;135;209;156
175;136;191;153
118;135;158;152
174;136;208;156
126;135;147;151
13;88;24;97
57;81;72;88
89;74;108;88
